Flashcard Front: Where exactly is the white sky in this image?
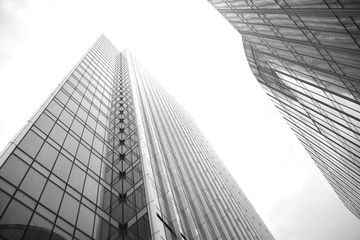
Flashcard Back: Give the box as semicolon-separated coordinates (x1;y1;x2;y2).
0;0;360;239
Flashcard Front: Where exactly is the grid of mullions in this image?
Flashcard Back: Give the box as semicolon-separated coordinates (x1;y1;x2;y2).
0;37;149;239
102;53;150;239
243;42;360;217
208;0;360;218
130;59;274;240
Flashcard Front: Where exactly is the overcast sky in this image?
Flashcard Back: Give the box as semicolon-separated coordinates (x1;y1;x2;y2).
1;0;360;239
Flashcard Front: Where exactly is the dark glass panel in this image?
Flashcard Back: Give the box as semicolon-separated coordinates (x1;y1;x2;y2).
59;193;79;224
35;113;55;135
133;164;142;184
0;190;10;217
36;142;58;170
55;217;73;237
136;214;151;240
111;202;122;223
49;124;67;146
20;168;46;200
68;165;85;192
77;205;94;236
135;185;146;211
24;213;53;240
40;181;63;212
52;227;71;240
19;130;44;158
52;154;72;182
0;199;32;225
124;193;135;222
0;154;28;186
74;229;92;240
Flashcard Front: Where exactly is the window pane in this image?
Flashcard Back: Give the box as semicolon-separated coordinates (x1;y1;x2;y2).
0;190;11;216
0;154;28;186
52;154;72;182
0;199;32;225
68;165;85;192
59;193;79;224
82;128;94;145
36;142;58;170
19;130;44;158
93;137;103;155
20;168;46;200
56;90;69;105
70;119;84;137
40;181;63;212
77;205;94;236
59;110;74;127
83;176;98;203
76;144;90;166
24;214;53;239
35;113;55;135
47;100;63;118
50;124;67;146
88;153;101;175
63;134;79;156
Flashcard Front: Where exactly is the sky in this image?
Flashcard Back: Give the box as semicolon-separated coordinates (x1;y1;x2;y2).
0;0;360;239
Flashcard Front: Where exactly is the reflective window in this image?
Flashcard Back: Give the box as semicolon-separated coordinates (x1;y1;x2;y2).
0;154;29;186
40;181;63;212
88;153;101;175
70;119;84;137
77;205;94;235
20;168;46;200
63;134;79;156
76;144;90;166
35;113;55;135
52;154;72;182
0;190;11;216
83;175;98;203
68;165;85;192
59;109;74;127
36;142;58;170
59;193;79;224
19;130;44;158
47;100;63;118
0;199;32;225
25;213;53;239
50;124;67;146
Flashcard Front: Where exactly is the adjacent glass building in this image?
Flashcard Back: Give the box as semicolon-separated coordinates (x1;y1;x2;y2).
208;0;360;218
0;35;274;240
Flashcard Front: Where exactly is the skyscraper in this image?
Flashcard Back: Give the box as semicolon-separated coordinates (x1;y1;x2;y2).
0;35;274;240
207;1;360;218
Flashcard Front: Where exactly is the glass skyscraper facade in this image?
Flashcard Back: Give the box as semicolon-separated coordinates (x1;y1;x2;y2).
0;36;274;240
208;0;360;218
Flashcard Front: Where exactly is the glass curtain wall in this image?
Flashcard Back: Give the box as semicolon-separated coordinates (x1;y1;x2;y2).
208;0;360;218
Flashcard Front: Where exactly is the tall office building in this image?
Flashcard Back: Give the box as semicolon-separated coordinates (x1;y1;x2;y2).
208;1;360;218
0;35;274;240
